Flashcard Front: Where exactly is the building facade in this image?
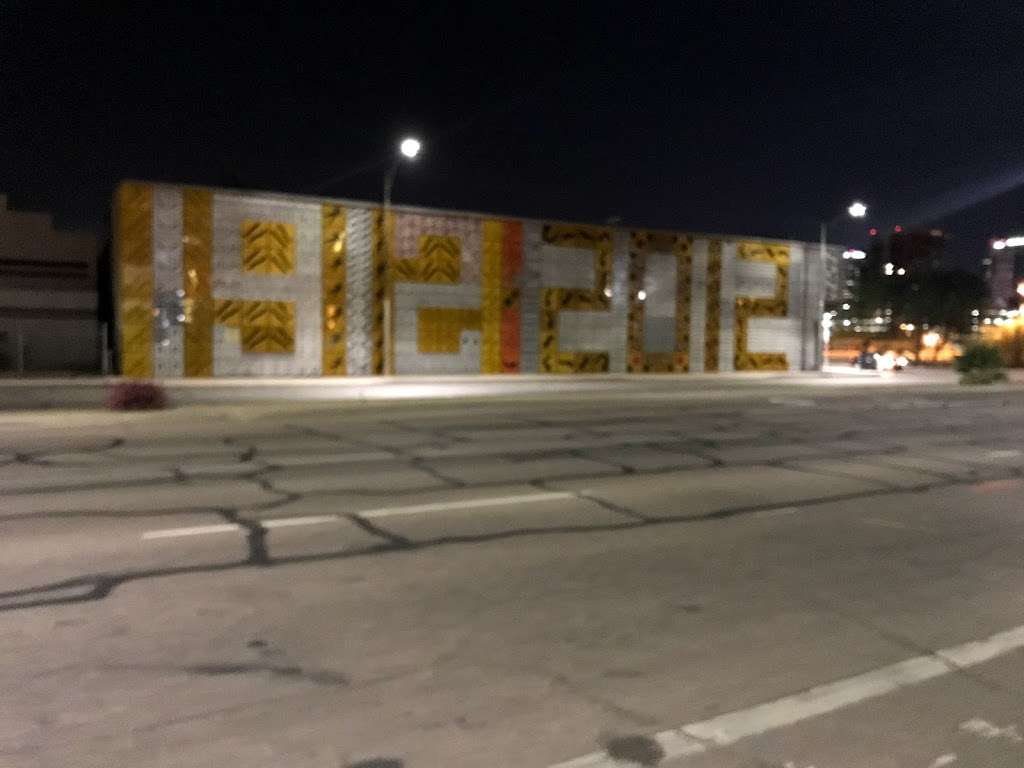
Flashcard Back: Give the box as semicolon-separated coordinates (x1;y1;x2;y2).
0;195;99;373
114;181;828;378
988;239;1024;310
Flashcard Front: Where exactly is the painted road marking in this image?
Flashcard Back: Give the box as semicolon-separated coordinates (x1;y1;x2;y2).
141;492;576;539
548;623;1024;767
959;718;1022;743
768;397;817;408
357;491;575;519
261;514;339;529
985;449;1022;460
141;523;241;540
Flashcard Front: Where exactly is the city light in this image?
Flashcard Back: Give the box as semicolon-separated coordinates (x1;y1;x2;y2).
842;249;866;260
868;227;878;236
399;137;422;159
993;236;1024;250
821;312;834;344
637;290;647;301
896;267;906;276
842;319;851;326
1017;282;1024;298
874;351;897;371
847;201;867;218
842;303;850;310
922;331;941;348
603;287;613;298
894;225;903;233
884;262;894;276
971;309;980;316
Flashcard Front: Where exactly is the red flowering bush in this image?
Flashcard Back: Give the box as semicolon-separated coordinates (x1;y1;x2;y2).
107;380;168;410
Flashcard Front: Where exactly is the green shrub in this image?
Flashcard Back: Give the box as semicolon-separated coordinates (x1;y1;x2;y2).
956;342;1006;385
960;368;1007;385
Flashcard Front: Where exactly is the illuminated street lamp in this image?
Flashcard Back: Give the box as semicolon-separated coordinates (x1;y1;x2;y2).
399;137;421;159
817;201;869;369
384;136;422;210
382;136;423;375
821;201;868;263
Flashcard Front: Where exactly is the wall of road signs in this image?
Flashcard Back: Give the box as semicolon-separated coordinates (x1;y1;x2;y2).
114;182;824;378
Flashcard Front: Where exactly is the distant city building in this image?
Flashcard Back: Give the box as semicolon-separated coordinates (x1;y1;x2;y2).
988;235;1024;310
822;243;856;311
866;227;948;276
0;195;100;372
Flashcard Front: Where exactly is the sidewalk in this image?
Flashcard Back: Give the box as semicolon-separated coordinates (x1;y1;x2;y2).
0;366;1010;413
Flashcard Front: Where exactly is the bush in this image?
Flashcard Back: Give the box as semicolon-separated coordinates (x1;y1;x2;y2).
955;342;1006;385
107;380;168;410
960;368;1007;385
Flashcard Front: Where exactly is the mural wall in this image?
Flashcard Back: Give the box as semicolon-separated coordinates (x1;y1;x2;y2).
114;182;825;378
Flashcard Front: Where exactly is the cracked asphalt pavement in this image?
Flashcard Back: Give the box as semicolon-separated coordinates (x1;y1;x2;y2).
2;382;1024;767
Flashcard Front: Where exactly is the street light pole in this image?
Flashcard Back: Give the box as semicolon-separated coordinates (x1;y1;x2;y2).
814;202;867;370
804;221;829;371
381;137;421;376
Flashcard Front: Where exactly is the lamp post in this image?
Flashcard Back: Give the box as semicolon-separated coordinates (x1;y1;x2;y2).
381;137;421;375
820;201;867;269
820;201;867;273
812;201;867;370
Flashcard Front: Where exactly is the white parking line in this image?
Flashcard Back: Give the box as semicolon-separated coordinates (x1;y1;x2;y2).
357;491;575;519
261;514;339;529
985;449;1022;459
548;623;1024;767
141;523;241;540
141;491;577;540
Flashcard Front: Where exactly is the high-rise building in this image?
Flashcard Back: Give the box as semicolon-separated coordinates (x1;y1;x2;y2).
988;236;1024;310
865;227;948;277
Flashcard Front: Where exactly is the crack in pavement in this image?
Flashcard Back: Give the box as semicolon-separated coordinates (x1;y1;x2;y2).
344;512;414;548
0;436;1012;504
1;466;1003;613
183;662;350;686
804;592;1024;698
530;478;649;523
217;509;270;566
408;457;466;488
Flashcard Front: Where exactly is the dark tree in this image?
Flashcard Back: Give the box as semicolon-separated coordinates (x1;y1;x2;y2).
856;266;986;356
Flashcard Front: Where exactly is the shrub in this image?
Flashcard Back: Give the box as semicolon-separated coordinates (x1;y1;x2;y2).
955;342;1006;385
960;368;1007;385
107;380;168;410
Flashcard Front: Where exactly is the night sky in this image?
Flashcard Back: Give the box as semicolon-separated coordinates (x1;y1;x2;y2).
3;2;1024;270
